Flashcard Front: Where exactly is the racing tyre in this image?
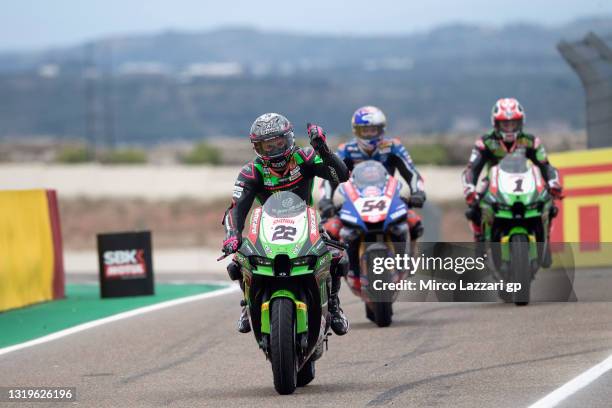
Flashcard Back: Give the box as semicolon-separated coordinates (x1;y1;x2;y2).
510;235;531;306
270;298;297;395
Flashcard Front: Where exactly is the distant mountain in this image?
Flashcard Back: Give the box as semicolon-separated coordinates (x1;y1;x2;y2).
0;17;610;142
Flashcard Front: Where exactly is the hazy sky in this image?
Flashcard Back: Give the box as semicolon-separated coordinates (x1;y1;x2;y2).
2;0;611;51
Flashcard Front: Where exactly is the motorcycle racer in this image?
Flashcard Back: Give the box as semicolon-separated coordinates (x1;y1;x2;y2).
222;113;351;335
461;98;563;259
319;106;426;257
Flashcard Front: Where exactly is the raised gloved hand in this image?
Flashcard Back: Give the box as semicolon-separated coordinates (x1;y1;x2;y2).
222;234;242;255
464;185;479;206
408;190;426;208
319;198;337;219
307;123;329;154
548;180;564;199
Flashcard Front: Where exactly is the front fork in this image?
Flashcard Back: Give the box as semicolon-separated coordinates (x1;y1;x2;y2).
259;290;310;356
260;290;308;336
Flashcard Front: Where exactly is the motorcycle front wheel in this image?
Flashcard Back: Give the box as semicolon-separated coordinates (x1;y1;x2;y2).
270;298;298;395
510;234;531;306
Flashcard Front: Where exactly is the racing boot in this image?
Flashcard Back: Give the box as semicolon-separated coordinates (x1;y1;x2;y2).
328;274;349;336
237;300;251;334
465;204;483;242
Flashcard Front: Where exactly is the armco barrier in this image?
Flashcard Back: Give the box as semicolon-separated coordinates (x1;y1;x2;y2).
0;189;64;312
549;147;612;267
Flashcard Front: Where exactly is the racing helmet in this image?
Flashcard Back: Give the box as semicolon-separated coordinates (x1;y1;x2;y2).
491;98;525;144
250;113;295;169
352;106;386;153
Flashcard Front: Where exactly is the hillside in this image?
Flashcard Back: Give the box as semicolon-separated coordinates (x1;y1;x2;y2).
0;17;610;142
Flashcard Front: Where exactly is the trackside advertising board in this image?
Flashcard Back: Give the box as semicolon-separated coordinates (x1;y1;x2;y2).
549;147;612;267
97;231;154;298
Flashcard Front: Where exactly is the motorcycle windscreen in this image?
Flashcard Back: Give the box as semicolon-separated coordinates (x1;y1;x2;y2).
499;153;529;173
351;160;388;190
349;160;393;223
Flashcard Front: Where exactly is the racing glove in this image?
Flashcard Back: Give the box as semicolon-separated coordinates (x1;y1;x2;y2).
408;190;426;208
222;234;242;255
307;123;330;154
464;185;478;206
548;180;564;199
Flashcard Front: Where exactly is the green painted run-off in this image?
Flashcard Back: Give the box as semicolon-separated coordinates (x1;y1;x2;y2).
0;283;226;349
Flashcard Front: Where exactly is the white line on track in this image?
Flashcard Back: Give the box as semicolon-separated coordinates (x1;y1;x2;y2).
527;353;612;408
0;284;240;358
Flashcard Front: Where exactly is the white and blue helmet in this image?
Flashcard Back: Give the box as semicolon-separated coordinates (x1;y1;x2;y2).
351;106;387;152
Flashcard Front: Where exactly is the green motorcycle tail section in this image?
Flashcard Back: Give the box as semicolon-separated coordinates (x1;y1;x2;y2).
261;290;308;334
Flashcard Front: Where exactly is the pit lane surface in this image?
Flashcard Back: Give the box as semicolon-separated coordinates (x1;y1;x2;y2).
1;279;611;408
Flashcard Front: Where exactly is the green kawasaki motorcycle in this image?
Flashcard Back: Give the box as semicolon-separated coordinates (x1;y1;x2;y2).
480;151;553;305
232;191;344;395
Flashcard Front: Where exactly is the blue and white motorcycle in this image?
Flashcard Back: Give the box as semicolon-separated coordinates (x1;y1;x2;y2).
336;160;411;327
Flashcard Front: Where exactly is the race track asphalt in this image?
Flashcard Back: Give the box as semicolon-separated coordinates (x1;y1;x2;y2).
1;271;611;408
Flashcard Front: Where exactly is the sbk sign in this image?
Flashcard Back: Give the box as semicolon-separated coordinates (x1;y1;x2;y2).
103;249;147;279
97;231;154;298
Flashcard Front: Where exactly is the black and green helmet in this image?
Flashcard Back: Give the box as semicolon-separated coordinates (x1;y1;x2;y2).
249;113;295;169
